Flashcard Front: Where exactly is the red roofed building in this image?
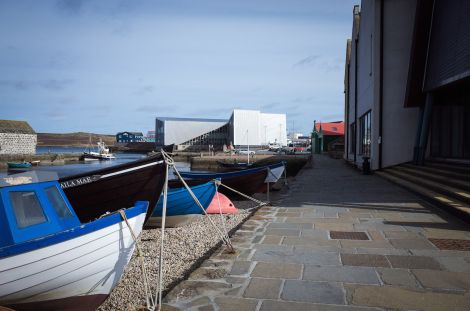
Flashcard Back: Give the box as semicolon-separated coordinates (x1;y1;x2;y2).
312;121;345;154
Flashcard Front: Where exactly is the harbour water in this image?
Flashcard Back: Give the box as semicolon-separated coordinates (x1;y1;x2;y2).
1;147;191;178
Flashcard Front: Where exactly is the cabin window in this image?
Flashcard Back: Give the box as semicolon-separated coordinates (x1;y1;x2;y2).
45;186;73;219
9;191;46;228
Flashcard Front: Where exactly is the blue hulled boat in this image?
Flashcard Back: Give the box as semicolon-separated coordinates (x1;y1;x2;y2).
146;180;217;227
0;171;148;311
6;161;32;169
177;162;286;198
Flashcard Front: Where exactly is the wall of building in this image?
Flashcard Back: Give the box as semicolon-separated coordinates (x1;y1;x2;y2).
381;0;420;168
163;120;227;145
346;0;420;170
0;133;37;155
259;113;287;146
231;110;287;146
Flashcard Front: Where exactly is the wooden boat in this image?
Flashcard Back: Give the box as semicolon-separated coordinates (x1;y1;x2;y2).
177;166;268;199
6;162;32;169
59;153;166;223
0;171;148;311
146;181;217;227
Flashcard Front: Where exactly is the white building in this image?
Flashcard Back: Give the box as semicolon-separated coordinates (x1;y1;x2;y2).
228;110;287;147
155;109;287;149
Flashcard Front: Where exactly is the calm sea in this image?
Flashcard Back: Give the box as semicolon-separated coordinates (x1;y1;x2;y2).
1;147;190;178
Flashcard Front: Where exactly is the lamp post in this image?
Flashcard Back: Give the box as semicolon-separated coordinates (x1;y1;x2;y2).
264;125;267;146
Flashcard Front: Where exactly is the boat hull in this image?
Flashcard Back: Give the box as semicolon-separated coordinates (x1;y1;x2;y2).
176;169;268;200
146;181;217;227
0;205;147;311
6;162;32;169
59;154;166;223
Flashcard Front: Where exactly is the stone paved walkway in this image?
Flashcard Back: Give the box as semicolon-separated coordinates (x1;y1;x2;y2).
163;155;470;311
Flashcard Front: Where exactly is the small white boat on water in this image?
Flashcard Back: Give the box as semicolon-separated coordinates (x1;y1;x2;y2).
80;139;115;161
0;171;148;311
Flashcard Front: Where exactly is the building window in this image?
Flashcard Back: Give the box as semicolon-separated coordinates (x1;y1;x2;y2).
359;111;371;156
350;123;356;154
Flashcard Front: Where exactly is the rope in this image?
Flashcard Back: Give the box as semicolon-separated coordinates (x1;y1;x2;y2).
153;155;171;311
119;210;154;309
161;150;234;252
215;183;231;247
215;180;267;206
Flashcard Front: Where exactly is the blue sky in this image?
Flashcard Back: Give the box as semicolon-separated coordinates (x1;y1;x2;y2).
0;0;357;135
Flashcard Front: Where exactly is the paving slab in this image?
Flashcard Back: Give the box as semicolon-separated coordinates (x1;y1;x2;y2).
376;268;421;289
253;248;341;265
229;261;253;276
260;300;384;311
281;280;345;304
341;254;390;267
261;235;283;244
412;269;470;290
386;255;442;270
264;228;301;236
251;262;302;279
389;238;437;250
303;265;380;284
345;284;470;311
213;297;259;311
243;277;282;299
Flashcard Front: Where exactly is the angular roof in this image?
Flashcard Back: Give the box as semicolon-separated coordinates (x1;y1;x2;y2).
315;121;344;136
156;116;228;123
117;131;144;136
0;120;36;134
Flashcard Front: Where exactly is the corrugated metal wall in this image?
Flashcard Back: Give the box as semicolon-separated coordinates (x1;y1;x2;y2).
424;0;470;91
163;120;227;145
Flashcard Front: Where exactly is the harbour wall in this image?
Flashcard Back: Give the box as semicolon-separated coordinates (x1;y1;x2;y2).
0;153;80;169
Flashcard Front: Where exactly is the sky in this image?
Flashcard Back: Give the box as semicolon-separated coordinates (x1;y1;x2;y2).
0;0;357;135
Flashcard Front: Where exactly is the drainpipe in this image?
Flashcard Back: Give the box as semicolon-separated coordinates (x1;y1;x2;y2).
378;0;384;170
354;37;358;165
345;64;350;161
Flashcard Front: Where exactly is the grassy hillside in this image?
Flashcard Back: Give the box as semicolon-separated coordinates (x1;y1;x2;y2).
37;132;116;147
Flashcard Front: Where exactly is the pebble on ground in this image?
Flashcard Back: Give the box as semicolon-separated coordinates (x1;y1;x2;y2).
98;201;255;311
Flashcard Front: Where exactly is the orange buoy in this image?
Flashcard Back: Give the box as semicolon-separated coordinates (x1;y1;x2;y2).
206;192;238;214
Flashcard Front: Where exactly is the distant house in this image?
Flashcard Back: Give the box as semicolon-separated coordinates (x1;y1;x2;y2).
145;130;156;143
116;131;144;143
311;121;344;154
0;120;37;155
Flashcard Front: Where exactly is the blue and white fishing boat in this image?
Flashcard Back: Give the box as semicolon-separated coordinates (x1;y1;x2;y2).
146;180;217;227
0;171;148;311
178;162;285;198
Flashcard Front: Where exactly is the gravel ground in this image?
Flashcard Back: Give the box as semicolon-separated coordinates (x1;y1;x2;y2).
98;200;257;311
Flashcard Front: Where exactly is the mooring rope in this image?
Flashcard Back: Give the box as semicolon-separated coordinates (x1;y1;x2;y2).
215;180;267;206
119;210;155;309
152;155;171;311
214;183;231;246
161;150;235;251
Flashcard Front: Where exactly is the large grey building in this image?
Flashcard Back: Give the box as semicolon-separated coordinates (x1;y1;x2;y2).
155;110;287;150
155;117;228;150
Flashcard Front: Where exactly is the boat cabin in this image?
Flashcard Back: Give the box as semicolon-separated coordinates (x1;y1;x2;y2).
0;171;81;248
